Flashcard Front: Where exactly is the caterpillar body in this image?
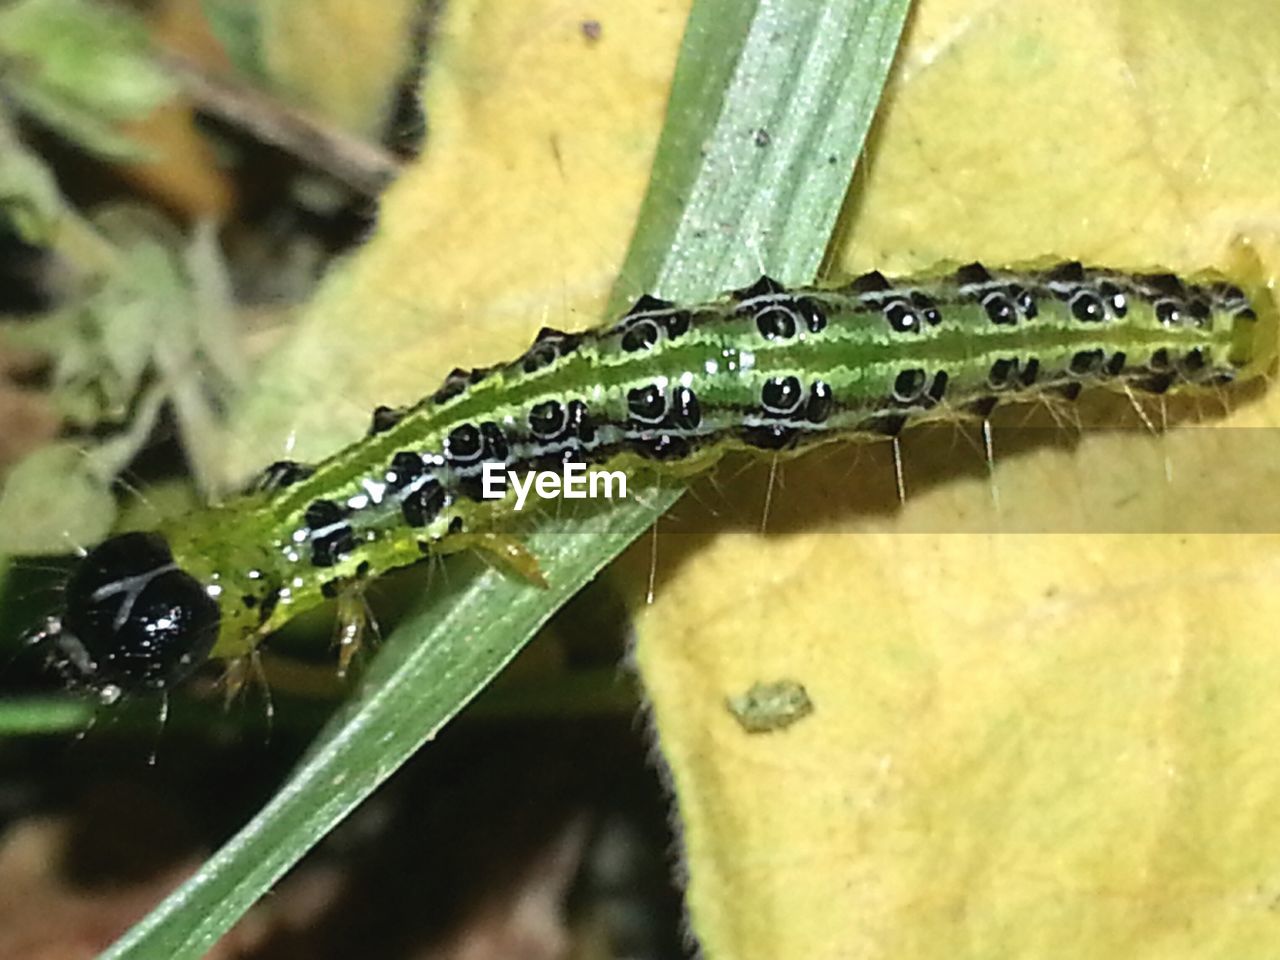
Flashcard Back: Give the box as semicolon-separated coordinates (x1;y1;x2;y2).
31;261;1271;702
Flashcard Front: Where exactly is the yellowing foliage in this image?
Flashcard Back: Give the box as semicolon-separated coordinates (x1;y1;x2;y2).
226;0;686;475
260;0;425;138
228;0;1280;957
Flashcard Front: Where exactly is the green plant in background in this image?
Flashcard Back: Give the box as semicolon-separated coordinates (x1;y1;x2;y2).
0;0;240;551
0;0;175;161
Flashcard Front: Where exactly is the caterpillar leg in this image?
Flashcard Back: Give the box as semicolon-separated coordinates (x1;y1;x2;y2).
251;459;315;493
221;656;249;703
260;652;352;698
220;651;275;734
334;582;378;677
434;532;548;588
225;651;352;700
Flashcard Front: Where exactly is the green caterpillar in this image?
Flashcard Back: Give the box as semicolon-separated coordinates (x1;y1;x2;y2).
28;261;1272;703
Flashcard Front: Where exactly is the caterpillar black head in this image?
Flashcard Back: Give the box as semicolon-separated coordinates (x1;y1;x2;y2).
33;532;220;703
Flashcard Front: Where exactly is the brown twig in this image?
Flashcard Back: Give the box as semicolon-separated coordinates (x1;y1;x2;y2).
156;50;401;197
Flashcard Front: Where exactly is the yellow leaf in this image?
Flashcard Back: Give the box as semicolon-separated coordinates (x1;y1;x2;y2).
260;0;427;138
226;0;689;478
